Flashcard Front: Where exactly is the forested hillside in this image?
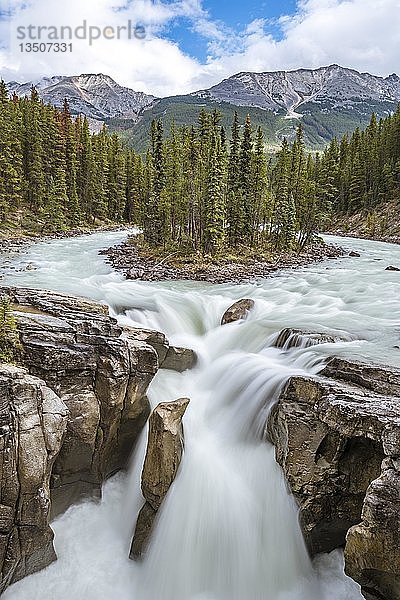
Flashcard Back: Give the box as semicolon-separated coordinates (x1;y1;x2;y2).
318;109;400;213
0;81;328;252
0;79;399;252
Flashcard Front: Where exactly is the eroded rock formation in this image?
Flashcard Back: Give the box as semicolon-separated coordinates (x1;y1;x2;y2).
273;327;349;349
345;466;400;600
268;355;400;600
123;327;197;372
1;286;157;515
130;398;190;560
162;346;197;372
0;286;195;593
0;364;68;593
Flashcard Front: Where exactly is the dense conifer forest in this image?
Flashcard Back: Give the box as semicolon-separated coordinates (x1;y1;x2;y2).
0;79;399;253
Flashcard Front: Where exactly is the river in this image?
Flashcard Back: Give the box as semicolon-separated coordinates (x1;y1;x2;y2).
1;231;399;600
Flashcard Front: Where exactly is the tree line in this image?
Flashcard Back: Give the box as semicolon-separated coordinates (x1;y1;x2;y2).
1;80;399;254
0;81;131;229
122;111;333;253
313;108;400;215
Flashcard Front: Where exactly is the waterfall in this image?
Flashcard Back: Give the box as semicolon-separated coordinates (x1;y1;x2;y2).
132;343;323;600
3;231;400;600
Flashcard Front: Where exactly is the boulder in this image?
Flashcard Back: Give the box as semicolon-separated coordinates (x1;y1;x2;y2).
127;268;145;280
385;265;400;271
124;327;169;365
126;326;196;373
221;299;255;325
268;356;400;599
273;328;348;349
0;364;68;593
161;346;197;372
130;398;190;559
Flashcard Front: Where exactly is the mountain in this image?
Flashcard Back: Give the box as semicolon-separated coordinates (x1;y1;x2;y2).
121;65;400;151
7;73;156;122
6;66;400;150
193;65;400;116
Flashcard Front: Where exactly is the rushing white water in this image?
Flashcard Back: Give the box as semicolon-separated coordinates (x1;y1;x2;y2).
2;231;400;600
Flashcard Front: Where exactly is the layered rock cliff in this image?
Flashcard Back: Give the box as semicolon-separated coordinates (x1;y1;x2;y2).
268;351;400;600
0;365;68;593
0;286;194;593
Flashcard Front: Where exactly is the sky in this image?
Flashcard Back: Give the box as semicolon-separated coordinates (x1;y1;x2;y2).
0;0;399;97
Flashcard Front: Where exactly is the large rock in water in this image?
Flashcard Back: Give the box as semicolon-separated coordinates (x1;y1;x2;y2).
221;299;255;325
0;364;68;593
345;467;400;600
273;328;350;349
268;356;400;600
0;286;158;516
161;346;197;372
123;327;197;372
130;398;190;560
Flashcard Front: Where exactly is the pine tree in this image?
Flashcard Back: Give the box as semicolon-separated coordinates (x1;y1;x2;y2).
143;120;165;245
203;125;226;254
62;99;80;225
0;81;23;222
272;138;296;249
107;133;127;221
251;126;269;246
22;88;45;214
238;114;253;243
226;111;241;246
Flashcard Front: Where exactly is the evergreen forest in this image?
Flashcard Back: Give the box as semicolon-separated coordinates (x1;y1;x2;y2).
0;80;399;254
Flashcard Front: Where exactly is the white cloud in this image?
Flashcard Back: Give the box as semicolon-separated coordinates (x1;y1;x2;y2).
0;0;399;96
0;0;207;95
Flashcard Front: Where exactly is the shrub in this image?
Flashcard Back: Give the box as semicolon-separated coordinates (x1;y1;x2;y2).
0;295;22;363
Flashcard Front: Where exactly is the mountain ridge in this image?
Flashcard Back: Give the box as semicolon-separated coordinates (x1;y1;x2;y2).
5;65;400;149
192;64;400;117
7;73;157;121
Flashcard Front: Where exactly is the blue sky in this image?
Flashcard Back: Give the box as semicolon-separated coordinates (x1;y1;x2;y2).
204;0;297;25
0;0;399;96
166;0;298;61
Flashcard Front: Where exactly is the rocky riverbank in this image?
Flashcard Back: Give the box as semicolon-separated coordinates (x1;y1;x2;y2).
326;200;400;245
267;328;400;600
101;237;345;284
328;231;400;245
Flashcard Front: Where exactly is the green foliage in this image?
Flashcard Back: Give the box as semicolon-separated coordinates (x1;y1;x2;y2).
0;296;21;363
319;107;400;216
136;110;330;254
0;82;135;231
3;78;396;257
0;77;330;255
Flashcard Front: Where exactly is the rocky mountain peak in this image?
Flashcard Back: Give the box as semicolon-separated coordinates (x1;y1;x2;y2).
6;73;156;122
192;65;400;118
